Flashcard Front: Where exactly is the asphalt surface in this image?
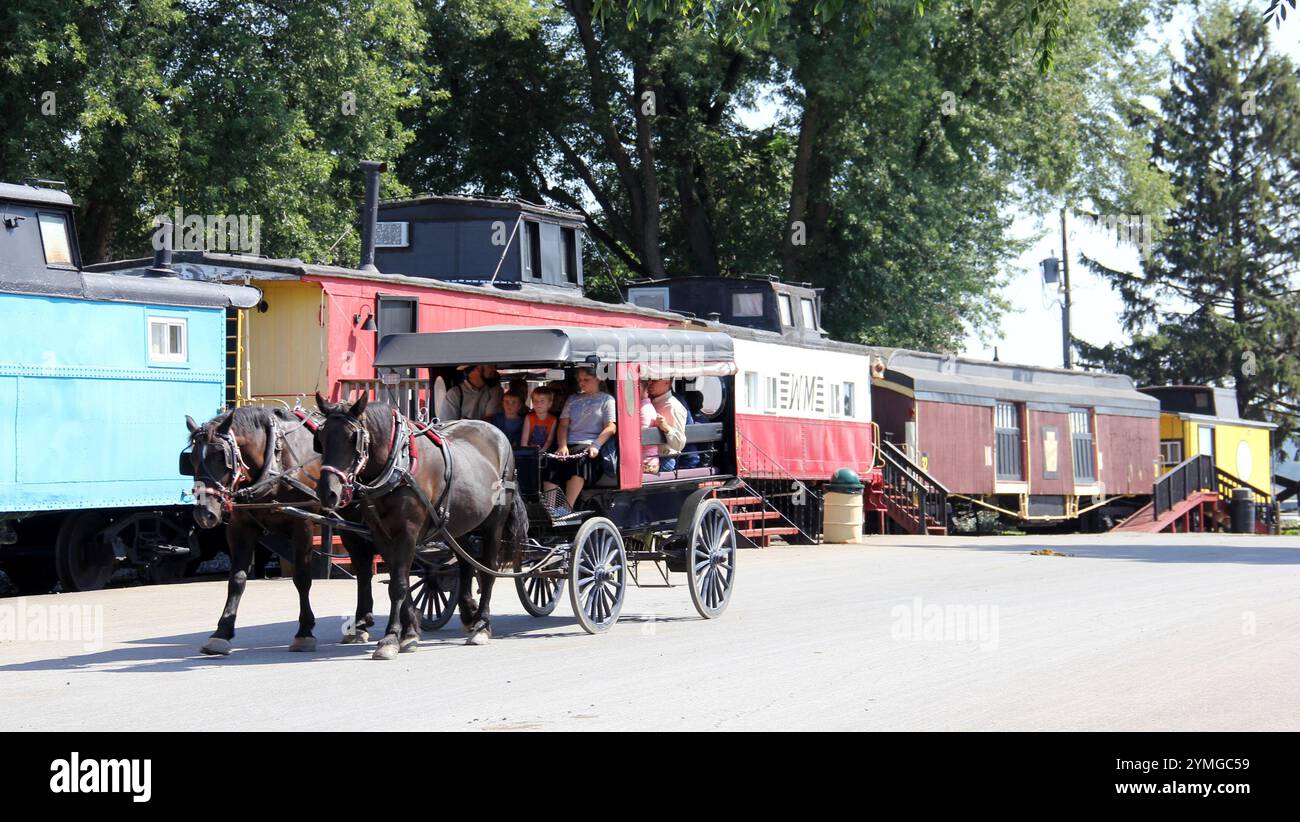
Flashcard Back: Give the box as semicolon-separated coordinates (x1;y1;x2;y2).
1;533;1297;731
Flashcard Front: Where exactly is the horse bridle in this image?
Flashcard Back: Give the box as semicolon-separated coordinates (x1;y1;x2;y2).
191;411;321;514
317;411;378;510
190;426;250;515
319;407;459;538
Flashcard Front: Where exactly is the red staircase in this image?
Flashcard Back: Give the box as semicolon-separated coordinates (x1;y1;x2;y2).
873;441;949;536
1110;454;1276;534
1111;491;1221;533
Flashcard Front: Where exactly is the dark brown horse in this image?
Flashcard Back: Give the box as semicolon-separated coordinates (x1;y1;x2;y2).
186;406;377;655
313;392;527;657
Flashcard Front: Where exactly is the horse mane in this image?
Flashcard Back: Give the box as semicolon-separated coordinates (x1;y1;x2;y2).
360;400;396;451
230;405;295;438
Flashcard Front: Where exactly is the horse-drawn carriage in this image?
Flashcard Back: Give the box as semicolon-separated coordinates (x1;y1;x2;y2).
183;326;738;656
368;325;740;636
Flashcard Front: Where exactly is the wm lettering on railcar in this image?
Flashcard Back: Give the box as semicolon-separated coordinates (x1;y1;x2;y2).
776;372;826;413
49;753;151;803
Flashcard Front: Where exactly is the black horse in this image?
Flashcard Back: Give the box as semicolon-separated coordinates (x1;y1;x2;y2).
186;406;377;656
313;392;527;657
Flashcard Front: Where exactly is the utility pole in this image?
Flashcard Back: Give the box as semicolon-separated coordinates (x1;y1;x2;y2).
1060;206;1072;369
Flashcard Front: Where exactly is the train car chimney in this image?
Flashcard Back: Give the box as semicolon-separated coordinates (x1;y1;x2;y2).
358;160;387;272
146;216;176;277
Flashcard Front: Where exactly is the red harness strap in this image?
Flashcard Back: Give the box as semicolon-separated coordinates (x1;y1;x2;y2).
408;426;443;476
292;409;319;432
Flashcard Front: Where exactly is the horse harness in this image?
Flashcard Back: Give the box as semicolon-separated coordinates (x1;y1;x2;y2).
192;409;322;514
320;407;489;542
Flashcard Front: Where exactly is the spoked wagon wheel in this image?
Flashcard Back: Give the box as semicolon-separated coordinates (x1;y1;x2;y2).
55;511;115;592
687;499;736;619
516;552;565;617
410;559;461;631
568;517;626;634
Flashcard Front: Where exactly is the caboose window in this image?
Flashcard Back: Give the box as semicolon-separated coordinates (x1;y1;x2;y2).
524;220;542;280
561;227;578;283
777;294;793;326
1069;407;1096;483
732;292;764;317
842;382;855;417
743;371;760;409
994;401;1023;481
800;298;816;328
148;317;187;363
38;213;74;266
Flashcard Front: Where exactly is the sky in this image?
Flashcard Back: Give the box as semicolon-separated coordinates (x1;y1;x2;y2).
962;6;1300;368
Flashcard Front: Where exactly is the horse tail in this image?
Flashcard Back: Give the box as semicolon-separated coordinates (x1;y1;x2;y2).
502;484;529;560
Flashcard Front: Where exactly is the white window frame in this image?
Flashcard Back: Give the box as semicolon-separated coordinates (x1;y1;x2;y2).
842;381;856;418
764;376;779;413
628;286;670;312
777;293;793;327
38;212;75;267
743;371;760;410
148;316;188;363
830;382;842;416
800;297;817;328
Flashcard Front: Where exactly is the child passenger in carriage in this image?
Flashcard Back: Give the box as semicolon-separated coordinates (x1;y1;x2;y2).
521;386;558;452
490;392;525;444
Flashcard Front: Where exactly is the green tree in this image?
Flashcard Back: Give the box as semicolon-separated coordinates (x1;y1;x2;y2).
0;0;425;264
1078;2;1300;451
403;0;1168;348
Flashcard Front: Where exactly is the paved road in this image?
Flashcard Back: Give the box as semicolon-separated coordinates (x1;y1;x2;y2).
2;533;1298;731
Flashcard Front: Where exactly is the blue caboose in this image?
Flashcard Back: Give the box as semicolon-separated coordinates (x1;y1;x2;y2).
0;181;259;591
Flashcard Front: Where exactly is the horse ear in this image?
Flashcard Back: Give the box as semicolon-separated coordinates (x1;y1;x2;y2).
216;414;234;435
315;391;332;413
185;415;200;434
348;393;368;418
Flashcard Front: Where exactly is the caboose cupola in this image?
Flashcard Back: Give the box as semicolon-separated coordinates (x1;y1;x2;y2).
372;194;586;289
624;275;826;340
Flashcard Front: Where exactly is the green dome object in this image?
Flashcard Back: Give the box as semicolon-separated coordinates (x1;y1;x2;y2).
827;468;864;494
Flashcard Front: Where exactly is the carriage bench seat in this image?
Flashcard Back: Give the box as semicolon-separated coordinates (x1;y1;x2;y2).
640;422;724;484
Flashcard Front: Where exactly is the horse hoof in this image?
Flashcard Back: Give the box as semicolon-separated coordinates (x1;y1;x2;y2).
399;636;418;654
200;637;232;656
372;642;399;661
466;627;491;646
289;636;316;652
340;630;370;645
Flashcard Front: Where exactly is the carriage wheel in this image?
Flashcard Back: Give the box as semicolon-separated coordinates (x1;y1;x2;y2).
55;511;115;592
410;561;461;631
568;517;626;634
687;499;736;619
515;552;565;617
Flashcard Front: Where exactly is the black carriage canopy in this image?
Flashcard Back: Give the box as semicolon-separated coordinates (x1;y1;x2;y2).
374;325;736;378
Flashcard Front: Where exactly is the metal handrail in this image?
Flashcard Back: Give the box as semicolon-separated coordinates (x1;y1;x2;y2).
1153;454;1215;518
878;440;948;532
734;429;822;544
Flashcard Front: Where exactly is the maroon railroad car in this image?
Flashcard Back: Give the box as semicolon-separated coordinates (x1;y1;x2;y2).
871;350;1161;525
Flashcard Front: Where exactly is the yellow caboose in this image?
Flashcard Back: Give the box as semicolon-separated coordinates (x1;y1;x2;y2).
1139;386;1275;492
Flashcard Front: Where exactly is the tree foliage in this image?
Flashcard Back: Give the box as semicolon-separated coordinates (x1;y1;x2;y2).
0;0;425;264
402;0;1166;348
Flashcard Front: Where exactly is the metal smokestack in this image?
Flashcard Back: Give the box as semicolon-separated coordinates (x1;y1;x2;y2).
358;160;387;272
147;216;176;277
